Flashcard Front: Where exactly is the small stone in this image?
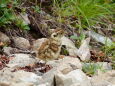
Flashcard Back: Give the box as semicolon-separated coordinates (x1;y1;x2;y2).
12;37;30;50
61;36;78;57
77;38;91;61
0;31;11;45
3;47;13;55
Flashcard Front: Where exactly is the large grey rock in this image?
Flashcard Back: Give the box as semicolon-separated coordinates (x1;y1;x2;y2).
42;56;82;86
0;31;10;44
42;63;77;86
55;69;91;86
8;54;36;67
0;68;42;86
42;68;59;86
12;37;30;50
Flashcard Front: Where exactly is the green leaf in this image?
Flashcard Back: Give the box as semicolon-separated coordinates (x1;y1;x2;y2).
23;25;30;30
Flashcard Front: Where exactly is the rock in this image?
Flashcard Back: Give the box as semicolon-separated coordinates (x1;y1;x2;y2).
77;38;91;61
3;47;13;55
12;37;30;50
42;62;77;86
61;36;78;57
0;31;11;45
47;56;82;72
32;38;47;51
0;68;14;82
41;68;58;86
20;13;30;25
91;70;115;86
97;62;112;70
0;68;42;86
59;56;82;69
86;31;113;46
42;57;82;86
3;47;34;56
55;69;91;86
13;70;42;83
8;54;36;67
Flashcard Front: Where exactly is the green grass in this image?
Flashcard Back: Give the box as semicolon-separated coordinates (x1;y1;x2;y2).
53;0;115;29
103;43;115;60
53;0;115;59
0;0;30;30
82;63;106;76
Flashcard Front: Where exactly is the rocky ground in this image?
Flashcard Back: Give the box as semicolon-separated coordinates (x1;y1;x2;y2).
0;30;115;86
0;1;115;86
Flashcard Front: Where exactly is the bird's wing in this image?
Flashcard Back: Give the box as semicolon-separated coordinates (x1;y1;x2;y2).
38;39;50;54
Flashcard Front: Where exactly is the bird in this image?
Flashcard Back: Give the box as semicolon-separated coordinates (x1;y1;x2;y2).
36;28;65;62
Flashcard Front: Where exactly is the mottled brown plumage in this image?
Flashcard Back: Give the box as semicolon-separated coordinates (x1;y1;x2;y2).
36;28;64;62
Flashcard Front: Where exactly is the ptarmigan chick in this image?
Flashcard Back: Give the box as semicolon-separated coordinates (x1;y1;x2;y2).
36;28;65;62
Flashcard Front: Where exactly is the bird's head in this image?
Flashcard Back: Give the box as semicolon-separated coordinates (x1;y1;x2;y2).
51;28;65;40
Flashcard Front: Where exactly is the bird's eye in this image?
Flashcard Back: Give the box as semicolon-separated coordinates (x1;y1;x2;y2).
53;34;57;37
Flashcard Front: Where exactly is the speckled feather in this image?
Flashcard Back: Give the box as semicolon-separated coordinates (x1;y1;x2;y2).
36;28;64;62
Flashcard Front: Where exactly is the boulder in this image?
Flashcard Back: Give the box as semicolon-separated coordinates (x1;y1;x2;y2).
42;56;82;86
0;68;42;86
42;68;59;86
55;69;91;86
